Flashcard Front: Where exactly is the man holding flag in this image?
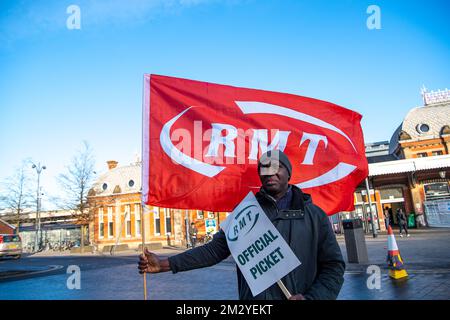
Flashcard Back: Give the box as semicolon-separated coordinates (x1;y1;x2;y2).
138;75;368;300
139;150;345;300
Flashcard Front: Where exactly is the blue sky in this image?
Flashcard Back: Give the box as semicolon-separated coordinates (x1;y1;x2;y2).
0;0;449;209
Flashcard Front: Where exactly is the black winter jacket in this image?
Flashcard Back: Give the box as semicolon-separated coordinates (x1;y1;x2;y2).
168;185;345;300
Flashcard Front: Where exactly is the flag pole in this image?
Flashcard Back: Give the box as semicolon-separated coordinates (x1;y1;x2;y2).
141;203;148;300
277;280;292;299
141;74;151;300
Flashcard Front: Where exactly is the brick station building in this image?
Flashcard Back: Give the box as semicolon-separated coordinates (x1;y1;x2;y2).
335;88;450;232
89;88;450;249
0;218;16;234
88;160;228;251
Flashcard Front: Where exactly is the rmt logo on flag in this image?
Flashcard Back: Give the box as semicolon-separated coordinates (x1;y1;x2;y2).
142;74;368;214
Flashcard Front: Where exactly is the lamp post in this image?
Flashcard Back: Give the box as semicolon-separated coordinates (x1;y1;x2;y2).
32;162;46;252
365;177;378;238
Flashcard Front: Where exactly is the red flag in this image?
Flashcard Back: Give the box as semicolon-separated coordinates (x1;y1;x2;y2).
142;74;368;215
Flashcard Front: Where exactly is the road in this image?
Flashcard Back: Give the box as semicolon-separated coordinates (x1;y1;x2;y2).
1;228;449;300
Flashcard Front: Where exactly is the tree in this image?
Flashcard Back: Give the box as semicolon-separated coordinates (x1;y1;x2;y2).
56;141;96;251
0;161;34;230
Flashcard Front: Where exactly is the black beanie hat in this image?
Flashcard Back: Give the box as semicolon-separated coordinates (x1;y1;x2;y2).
258;150;292;178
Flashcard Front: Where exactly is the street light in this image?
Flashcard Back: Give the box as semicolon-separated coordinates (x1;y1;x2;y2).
31;162;46;252
365;177;378;238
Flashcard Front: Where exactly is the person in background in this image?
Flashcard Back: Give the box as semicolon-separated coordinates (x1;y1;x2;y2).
383;207;390;229
189;222;198;248
416;211;427;228
396;208;410;237
388;207;394;226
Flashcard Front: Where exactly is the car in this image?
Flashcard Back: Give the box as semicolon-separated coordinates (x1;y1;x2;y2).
0;234;22;259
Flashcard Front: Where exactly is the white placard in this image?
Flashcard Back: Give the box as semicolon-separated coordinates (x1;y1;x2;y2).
221;192;301;296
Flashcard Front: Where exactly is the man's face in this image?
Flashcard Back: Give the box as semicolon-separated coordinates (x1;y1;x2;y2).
258;161;290;195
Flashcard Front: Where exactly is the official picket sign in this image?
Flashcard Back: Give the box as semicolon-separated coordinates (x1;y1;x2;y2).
221;192;301;296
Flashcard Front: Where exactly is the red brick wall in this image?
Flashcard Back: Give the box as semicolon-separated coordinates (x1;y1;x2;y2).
402;187;412;213
0;220;15;234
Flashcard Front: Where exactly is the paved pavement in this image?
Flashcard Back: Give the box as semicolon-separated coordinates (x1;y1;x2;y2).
337;227;450;300
0;228;449;300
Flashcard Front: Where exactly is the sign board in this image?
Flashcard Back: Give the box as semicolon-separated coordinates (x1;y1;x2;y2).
221;192;301;296
424;200;450;227
205;219;217;234
438;201;450;212
361;189;375;196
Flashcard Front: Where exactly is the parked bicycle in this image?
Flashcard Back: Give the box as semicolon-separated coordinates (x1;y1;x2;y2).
203;232;213;244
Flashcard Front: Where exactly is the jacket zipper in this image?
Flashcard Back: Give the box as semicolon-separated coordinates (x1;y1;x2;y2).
264;194;294;299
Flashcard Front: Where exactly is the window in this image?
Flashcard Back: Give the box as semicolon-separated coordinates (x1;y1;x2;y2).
417;152;428;158
365;204;378;219
207;211;215;219
102;183;108;191
128;180;135;187
1;235;20;242
135;204;141;236
196;210;204;220
341;212;351;220
365;204;380;231
354;192;363;203
432;150;443;156
379;188;403;200
108;207;114;238
416;123;430;134
424;183;450;200
354;205;364;219
153;208;161;236
165;209;172;235
125;205;131;237
99;208;104;238
349;205;365;222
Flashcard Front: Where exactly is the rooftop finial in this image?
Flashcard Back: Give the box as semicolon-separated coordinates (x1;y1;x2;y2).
134;152;141;165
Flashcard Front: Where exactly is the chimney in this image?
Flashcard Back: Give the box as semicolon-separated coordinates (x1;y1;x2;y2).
107;160;118;170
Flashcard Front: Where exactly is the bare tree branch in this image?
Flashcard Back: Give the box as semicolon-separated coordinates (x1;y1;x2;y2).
56;141;96;225
0;160;34;228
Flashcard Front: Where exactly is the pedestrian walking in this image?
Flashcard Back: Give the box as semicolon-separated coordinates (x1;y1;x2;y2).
383;206;390;229
189;222;198;248
396;208;410;237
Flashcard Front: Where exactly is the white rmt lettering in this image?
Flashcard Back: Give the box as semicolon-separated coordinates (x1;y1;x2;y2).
205;123;238;158
248;129;291;160
299;132;328;165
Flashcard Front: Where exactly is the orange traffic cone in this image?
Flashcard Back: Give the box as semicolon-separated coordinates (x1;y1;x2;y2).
387;225;408;279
